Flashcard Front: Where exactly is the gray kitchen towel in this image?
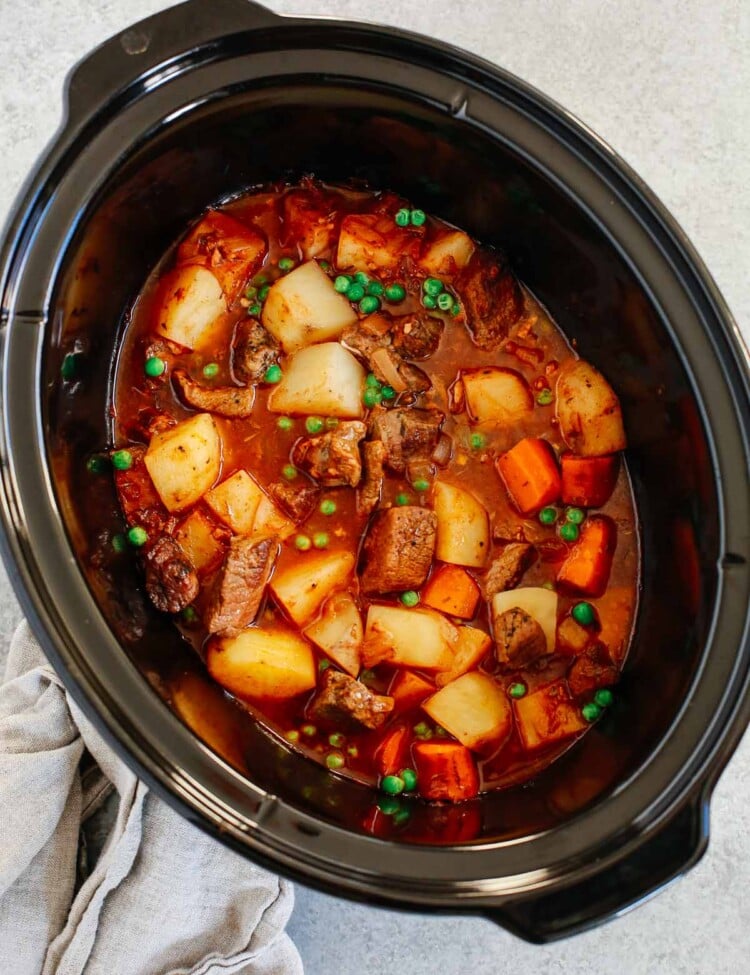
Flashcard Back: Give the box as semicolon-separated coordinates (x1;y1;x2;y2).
0;621;303;975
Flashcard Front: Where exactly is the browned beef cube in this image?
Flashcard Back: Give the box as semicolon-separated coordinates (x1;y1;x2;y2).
481;543;536;600
205;536;278;636
358;440;387;515
292;421;366;487
308;670;394;731
368;407;443;474
361;506;437;593
391;313;443;359
172;368;255;418
342;312;434;392
232;318;280;383
567;645;618;698
144;534;199;614
457;249;523;351
494;607;547;668
268;480;319;523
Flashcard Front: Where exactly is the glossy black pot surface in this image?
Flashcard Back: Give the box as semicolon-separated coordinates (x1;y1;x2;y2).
1;0;749;943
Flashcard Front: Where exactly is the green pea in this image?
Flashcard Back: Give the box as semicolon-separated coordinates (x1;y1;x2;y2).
301;723;317;737
559;522;580;542
363;387;381;409
347;283;365;302
328;732;345;747
202;362;219;379
422;294;437;310
537;388;553;406
305;416;324;434
264;364;282;384
539;506;558;525
359;295;381;315
566;507;585;525
144;356;166;378
365;373;382;388
572;601;596;627
278;256;295;271
294;534;311;551
353;271;369;286
258;284;271;301
410;209;426;226
286;729;300;742
313;532;329;549
434;725;449;737
400;590;419;607
384;283;406;303
381;774;405;795
254;274;268;286
347;745;359;758
412;478;430;493
61;352;80;381
378;796;401;815
86;455;108;475
508;682;526;699
318;260;331;272
244;285;258;299
450;300;461;317
413;721;431;738
319;499;337;516
127;526;148;547
282;464;298;480
400;768;418;791
318;660;331;675
594;688;614;708
277;416;293;431
394;209;410;227
182;605;198;623
111;533;127;553
111;449;133;471
437;292;454;311
395;492;410;506
367;280;384;296
334;275;351;293
359;669;376;682
247;302;262;317
582;702;601;722
326;752;345;770
381;385;396;400
392;808;411;826
423;277;444;296
470;432;486;450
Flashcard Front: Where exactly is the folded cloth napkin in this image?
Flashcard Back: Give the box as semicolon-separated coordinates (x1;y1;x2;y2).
0;621;303;975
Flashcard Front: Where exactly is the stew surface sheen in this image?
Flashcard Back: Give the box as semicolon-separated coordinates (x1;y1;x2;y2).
111;180;639;809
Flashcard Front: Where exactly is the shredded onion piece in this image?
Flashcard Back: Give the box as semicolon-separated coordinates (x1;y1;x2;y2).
370;348;407;392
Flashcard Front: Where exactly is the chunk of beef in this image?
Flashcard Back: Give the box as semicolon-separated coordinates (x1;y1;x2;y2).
341;312;434;393
172;368;255;418
308;669;394;731
368;407;443;474
232;318;280;384
481;543;536;600
457;249;524;351
494;607;547;667
567;644;618;698
132;408;176;441
114;447;176;536
205;536;278;636
268;480;319;523
144;534;199;614
391;313;443;359
358;440;387;515
361;506;437;593
292;421;366;487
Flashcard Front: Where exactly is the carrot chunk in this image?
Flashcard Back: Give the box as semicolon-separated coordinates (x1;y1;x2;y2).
389;670;435;713
413;740;479;801
560;453;619;508
496;437;561;515
557;515;616;597
421;564;481;620
373;723;410;776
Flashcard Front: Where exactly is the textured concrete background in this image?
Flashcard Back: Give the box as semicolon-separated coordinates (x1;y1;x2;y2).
1;1;748;972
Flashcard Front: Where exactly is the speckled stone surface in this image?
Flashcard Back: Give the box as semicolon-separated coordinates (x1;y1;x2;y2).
1;1;748;972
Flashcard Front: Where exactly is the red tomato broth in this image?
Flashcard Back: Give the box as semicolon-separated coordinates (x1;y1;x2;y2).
112;179;639;815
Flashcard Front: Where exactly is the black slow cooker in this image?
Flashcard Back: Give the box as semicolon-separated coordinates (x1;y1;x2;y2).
1;0;749;943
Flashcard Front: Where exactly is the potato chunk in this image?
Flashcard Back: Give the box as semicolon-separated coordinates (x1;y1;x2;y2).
462;368;533;425
362;605;457;671
420;230;475;277
491;587;558;654
251;495;296;541
207;626;317;699
262;260;357;353
436;626;493;687
424;672;512;753
555;359;626;456
267;343;365;417
270;550;355;626
514;680;588;750
337;213;423;275
154;266;226;350
144;413;221;512
174;509;226;573
433;481;490;568
304;592;363;677
205;470;263;535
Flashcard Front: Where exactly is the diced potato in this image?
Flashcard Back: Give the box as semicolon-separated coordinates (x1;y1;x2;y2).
557;615;592;655
144;413;221;512
433;481;490;568
420;230;475;277
362;605;458;671
304;592;362;676
462;368;533;425
170;671;245;770
252;495;296;541
514;680;588;750
436;626;493;687
174;509;225;573
267;343;365;417
337;213;423;275
262;260;357;353
555;359;627;457
205;470;263;535
154;265;226;350
423;672;512;753
491;587;558;654
207;626;317;699
270;550;356;626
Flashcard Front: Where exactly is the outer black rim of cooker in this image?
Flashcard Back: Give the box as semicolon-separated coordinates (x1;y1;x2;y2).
0;0;749;942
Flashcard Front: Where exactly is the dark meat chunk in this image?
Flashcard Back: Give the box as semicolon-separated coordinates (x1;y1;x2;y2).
292;421;366;487
358;440;387;515
131;408;176;441
114;447;175;536
457;249;523;351
172;368;255;418
391;313;443;359
494;607;547;668
268;480;319;523
205;536;278;636
481;543;536;600
361;506;437;593
341;312;433;393
567;644;618;698
308;670;394;731
369;407;443;474
144;534;199;614
232;318;280;383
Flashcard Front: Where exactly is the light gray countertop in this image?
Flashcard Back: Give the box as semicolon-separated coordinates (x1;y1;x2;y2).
1;1;748;972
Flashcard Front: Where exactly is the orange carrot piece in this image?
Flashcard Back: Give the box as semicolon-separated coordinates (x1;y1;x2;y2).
413;740;479;801
496;437;561;515
560;453;619;508
373;724;410;776
421;564;481;620
557;515;616;597
389;670;435;713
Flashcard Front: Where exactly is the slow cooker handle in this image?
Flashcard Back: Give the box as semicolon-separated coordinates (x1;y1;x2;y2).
65;0;280;125
484;798;709;943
